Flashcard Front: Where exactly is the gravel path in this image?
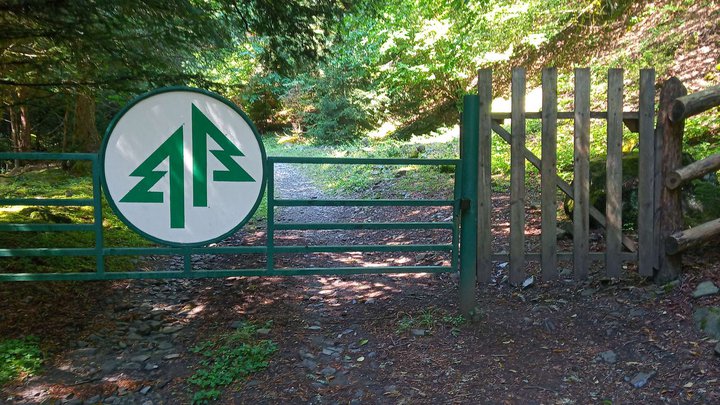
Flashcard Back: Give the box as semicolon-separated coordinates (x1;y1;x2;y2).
4;163;720;404
2;163;449;404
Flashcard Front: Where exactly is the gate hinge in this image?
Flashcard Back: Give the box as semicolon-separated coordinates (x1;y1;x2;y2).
460;198;471;211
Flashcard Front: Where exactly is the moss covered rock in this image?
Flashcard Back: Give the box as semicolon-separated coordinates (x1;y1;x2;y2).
564;152;720;229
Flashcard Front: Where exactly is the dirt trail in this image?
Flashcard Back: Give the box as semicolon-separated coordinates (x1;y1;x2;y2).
2;164;720;404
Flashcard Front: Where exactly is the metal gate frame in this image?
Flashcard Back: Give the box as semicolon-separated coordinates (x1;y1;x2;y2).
0;99;480;312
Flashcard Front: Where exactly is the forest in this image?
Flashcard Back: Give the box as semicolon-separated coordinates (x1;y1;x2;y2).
1;1;720;403
2;0;716;155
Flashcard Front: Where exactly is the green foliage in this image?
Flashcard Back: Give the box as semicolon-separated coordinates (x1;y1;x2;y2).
0;0;350;156
0;336;43;385
685;179;720;227
189;321;277;404
395;307;465;335
266;130;458;197
0;167;151;273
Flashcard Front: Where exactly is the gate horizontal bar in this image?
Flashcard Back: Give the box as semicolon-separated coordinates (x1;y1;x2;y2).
0;152;96;161
0;223;95;232
0;265;453;281
274;199;454;207
103;246;267;256
0;198;94;207
273;244;452;253
274;222;454;230
272;265;452;275
269;156;460;165
0;248;96;257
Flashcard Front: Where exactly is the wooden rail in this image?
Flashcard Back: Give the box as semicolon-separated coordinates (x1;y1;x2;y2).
669;85;720;123
665;218;720;255
473;69;715;285
665;153;720;190
656;80;720;280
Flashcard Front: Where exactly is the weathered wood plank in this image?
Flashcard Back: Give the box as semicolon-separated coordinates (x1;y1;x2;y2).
573;68;591;280
490;112;639;120
654;77;687;282
669;84;720;122
510;68;526;285
665;218;720;255
638;69;656;277
666;153;720;190
477;69;493;284
490;122;638;253
606;69;624;278
492;251;638;262
541;67;558;280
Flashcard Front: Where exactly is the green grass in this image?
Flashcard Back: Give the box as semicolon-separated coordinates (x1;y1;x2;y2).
0;336;43;386
188;321;277;404
395;307;466;336
0;166;152;273
263;131;459;198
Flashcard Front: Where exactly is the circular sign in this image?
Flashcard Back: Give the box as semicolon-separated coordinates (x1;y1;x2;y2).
101;87;266;246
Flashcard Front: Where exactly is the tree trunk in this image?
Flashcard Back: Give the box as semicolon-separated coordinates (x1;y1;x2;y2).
8;106;19;168
72;91;100;152
7;89;33;169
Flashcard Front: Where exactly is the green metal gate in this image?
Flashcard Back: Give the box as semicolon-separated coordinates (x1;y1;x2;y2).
0;96;479;312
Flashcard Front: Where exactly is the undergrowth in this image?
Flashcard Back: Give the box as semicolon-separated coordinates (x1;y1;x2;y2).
0;336;43;386
188;321;277;404
395;307;466;337
0;166;153;273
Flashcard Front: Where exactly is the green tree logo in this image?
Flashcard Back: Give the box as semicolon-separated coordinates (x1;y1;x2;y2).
120;104;255;228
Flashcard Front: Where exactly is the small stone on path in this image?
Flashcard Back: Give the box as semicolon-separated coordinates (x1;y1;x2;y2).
598;350;617;364
131;354;150;362
693;307;720;339
122;362;142;370
302;359;318;370
629;371;655;388
157;341;174;350
160;325;183;334
411;329;427;337
693;281;719;298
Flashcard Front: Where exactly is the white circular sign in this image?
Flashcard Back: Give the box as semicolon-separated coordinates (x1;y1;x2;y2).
101;88;266;246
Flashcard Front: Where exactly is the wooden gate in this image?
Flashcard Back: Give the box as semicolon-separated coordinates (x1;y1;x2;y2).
465;68;657;285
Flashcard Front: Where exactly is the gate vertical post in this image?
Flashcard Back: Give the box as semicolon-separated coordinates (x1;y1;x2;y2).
477;69;493;284
654;77;687;282
92;154;105;274
460;95;479;316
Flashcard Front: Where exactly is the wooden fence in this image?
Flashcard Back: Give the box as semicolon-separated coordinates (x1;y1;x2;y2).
470;67;684;284
657;81;720;280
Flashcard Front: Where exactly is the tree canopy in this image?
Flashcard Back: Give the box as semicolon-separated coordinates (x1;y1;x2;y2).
0;0;717;154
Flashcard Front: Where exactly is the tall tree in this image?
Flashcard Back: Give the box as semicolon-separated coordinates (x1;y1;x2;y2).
0;0;350;155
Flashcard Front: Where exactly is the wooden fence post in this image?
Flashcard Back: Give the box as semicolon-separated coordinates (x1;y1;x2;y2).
477;69;493;284
541;67;558;280
637;69;656;277
605;68;624;278
573;68;591;280
654;77;687;282
510;67;526;285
